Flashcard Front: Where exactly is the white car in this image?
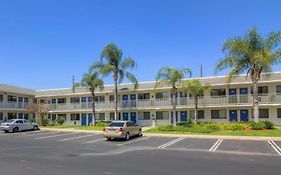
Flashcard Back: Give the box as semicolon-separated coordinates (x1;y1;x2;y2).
0;119;39;133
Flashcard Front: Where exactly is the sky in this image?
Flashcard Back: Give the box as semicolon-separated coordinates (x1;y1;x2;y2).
0;0;281;90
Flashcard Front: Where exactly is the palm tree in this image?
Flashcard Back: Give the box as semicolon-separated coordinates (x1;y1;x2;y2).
91;43;138;120
155;67;192;126
216;28;281;122
81;71;104;126
181;79;208;124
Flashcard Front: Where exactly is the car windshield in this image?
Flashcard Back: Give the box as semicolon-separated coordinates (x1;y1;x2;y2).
109;122;125;127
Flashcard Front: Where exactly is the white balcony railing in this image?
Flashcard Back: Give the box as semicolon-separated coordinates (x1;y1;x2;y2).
0;102;29;109
42;93;281;112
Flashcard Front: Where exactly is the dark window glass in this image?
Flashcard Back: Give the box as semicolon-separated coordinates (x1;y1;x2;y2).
190;110;205;119
0;94;3;101
57;98;66;104
259;109;269;118
211;89;226;96
70;114;80;120
109;122;125;127
251;86;268;94
139;112;150;120
70;97;80;103
138;93;150;100
276;85;281;93
8;95;17;102
277;108;281;118
211;110;226;119
156;111;169;120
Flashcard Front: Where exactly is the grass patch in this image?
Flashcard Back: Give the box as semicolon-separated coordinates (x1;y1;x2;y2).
146;121;281;137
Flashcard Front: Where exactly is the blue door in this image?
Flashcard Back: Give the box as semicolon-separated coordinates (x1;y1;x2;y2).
88;114;93;126
130;112;137;123
130;94;136;107
123;113;129;120
171;111;178;123
229;110;238;122
122;95;128;107
81;114;87;126
52;114;56;122
180;111;188;122
229;88;237;95
240;110;249;122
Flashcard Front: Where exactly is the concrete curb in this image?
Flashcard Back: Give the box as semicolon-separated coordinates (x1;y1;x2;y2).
41;128;281;141
143;133;281;141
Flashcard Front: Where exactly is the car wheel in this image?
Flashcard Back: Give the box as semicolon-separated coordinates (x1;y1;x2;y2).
4;130;9;133
13;127;19;133
125;132;130;141
33;125;38;131
138;129;143;137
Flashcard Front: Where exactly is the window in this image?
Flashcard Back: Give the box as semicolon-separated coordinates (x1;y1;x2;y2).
156;111;169;120
0;113;3;120
24;98;28;103
57;98;66;104
40;99;46;104
97;113;105;120
179;92;188;97
70;97;80;103
211;110;227;119
259;109;269;118
8;95;17;102
0;94;3;101
138;93;150;100
8;113;17;119
94;96;105;102
211;89;226;96
277;108;281;118
109;122;124;127
138;112;150;120
251;86;268;94
70;114;80;120
156;92;170;99
51;99;56;104
110;113;115;120
276;85;281;93
190;110;205;119
16;120;23;124
110;95;120;102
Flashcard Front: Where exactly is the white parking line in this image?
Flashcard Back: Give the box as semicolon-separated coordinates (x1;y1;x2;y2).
209;139;223;152
117;136;150;146
158;138;185;149
34;132;77;140
268;141;281;156
83;138;106;144
17;131;57;137
57;134;97;142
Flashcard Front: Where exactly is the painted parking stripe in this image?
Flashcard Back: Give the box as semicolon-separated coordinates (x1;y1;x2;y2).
268;141;281;156
117;136;150;146
57;134;97;142
209;139;223;152
83;138;106;144
158;138;185;149
34;132;77;139
18;131;56;137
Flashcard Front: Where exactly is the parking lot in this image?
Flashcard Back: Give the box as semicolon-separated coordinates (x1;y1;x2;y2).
0;130;281;175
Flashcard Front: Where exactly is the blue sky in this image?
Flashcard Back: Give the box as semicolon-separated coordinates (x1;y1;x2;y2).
0;0;281;89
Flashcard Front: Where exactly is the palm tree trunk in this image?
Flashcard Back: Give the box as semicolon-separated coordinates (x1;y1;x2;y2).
194;97;198;124
172;88;177;127
91;92;96;126
252;79;259;123
114;72;118;120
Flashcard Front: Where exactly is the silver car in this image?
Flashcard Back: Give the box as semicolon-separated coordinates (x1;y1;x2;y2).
0;119;39;133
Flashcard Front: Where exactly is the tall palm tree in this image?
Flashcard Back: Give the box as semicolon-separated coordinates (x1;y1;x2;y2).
181;79;209;124
155;67;192;126
91;43;138;120
81;71;104;126
216;28;281;122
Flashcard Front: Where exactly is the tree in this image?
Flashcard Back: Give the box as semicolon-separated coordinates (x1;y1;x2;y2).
181;79;209;124
91;43;138;120
27;103;49;126
216;28;281;122
155;67;192;126
81;71;104;126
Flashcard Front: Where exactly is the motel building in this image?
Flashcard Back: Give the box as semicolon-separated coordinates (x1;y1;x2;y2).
1;72;281;126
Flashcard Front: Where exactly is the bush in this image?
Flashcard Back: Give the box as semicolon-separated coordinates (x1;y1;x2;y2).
29;118;37;123
56;116;65;125
260;121;274;129
204;123;221;131
222;123;247;131
41;117;50;126
249;121;266;130
176;122;186;126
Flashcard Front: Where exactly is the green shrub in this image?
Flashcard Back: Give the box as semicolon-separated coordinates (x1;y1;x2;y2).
204;123;221;131
249;121;266;130
176;122;186;126
222;123;247;131
41;117;50;126
260;121;274;129
56;116;65;125
29;118;37;123
186;118;194;127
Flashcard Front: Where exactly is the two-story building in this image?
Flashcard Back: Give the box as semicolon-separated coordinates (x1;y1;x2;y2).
1;72;281;126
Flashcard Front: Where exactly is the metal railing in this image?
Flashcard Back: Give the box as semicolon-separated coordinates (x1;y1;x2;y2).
0;102;29;109
41;93;281;112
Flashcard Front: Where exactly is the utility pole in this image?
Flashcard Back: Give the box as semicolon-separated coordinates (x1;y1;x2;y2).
72;76;75;93
200;64;203;77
